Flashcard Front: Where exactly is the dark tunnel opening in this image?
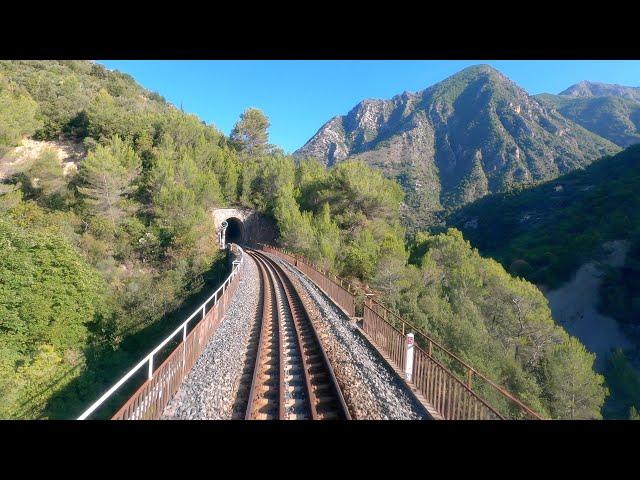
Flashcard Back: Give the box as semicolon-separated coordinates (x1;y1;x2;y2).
224;217;244;245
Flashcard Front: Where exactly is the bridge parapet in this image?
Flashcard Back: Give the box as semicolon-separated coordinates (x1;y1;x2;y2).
261;244;543;420
78;245;246;420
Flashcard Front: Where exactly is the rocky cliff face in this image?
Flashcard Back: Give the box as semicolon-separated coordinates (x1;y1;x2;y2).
296;65;618;223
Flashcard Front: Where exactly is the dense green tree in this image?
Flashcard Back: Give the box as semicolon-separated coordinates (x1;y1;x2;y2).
603;349;640;419
210;148;241;203
230;108;270;156
311;203;341;271
77;135;141;229
0;75;41;154
0;215;107;418
22;147;70;209
273;186;315;254
295;157;330;211
396;229;607;418
254;154;295;211
319;160;404;225
341;228;379;280
543;338;608;419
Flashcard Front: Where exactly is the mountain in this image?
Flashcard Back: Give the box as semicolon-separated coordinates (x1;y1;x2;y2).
448;143;640;287
559;80;640;101
537;81;640;148
447;144;640;419
295;65;619;225
0;60;616;420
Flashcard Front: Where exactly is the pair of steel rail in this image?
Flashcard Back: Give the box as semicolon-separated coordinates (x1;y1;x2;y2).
244;249;350;420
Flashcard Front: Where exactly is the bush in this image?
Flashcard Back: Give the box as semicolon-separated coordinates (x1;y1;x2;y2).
0;216;108;418
0;75;41;154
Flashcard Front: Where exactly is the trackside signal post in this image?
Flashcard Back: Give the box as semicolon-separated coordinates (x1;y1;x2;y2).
219;221;228;249
405;333;414;382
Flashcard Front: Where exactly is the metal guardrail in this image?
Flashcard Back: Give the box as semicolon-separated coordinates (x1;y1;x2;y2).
261;244;543;420
77;245;245;420
363;298;543;419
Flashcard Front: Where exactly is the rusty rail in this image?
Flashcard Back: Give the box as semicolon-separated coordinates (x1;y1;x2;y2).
78;245;245;420
252;249;350;419
261;244;543;420
261;245;356;316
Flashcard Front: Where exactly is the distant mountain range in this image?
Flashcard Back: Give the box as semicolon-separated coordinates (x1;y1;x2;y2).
536;81;640;149
295;66;639;225
559;80;640;101
448;143;640;284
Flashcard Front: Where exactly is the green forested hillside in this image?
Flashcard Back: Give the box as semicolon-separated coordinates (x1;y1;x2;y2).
0;60;609;419
276;160;607;419
449;145;640;288
537;92;640;148
0;61;279;417
0;211;107;418
0;60;413;418
296;65;619;232
449;145;640;418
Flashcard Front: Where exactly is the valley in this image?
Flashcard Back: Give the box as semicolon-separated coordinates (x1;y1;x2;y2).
2;60;639;419
294;66;640;418
544;241;633;369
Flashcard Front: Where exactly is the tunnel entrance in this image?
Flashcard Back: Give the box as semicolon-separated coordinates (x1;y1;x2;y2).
224;217;244;245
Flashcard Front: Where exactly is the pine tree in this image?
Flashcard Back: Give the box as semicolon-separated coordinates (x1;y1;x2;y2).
77;135;141;228
0;75;41;154
27;148;67;198
230;108;270;156
544;337;608;419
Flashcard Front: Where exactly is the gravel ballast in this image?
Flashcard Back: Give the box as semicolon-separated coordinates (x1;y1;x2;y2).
162;250;428;420
272;255;428;420
162;254;261;420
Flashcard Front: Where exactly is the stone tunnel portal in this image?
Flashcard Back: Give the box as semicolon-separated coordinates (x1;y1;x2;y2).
213;207;276;249
224;217;244;245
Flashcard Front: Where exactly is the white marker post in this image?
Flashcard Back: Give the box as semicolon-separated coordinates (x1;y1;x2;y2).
220;221;228;250
405;333;415;382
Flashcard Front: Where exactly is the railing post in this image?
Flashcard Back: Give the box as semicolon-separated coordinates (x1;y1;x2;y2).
467;368;473;390
148;355;153;380
405;333;415;382
202;304;206;319
182;323;187;368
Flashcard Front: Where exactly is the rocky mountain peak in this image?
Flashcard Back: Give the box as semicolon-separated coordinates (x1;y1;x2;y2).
560;81;640;101
295;65;619;227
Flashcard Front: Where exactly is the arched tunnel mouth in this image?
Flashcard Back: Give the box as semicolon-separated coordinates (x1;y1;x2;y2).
224;217;244;245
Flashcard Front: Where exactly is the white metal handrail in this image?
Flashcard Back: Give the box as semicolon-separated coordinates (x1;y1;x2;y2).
77;245;245;420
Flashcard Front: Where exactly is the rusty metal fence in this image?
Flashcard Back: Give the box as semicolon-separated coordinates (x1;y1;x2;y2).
262;245;356;316
363;299;538;419
78;245;245;420
262;244;542;420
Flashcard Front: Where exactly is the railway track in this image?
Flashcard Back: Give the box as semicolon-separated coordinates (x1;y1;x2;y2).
239;249;350;420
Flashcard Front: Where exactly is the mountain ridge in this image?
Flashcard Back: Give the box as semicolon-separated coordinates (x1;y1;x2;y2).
559;80;640;101
537;80;640;148
296;65;619;225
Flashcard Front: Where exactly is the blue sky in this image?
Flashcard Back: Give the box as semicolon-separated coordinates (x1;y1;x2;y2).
98;60;640;153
